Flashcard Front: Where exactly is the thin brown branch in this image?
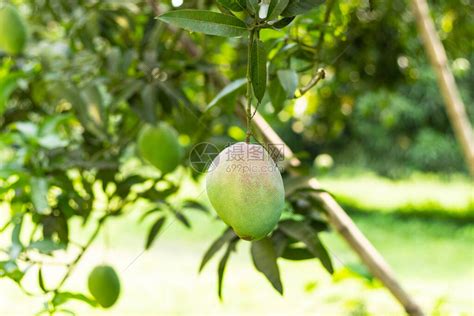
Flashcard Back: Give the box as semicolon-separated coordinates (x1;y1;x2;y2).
298;68;326;96
411;0;474;176
53;215;109;292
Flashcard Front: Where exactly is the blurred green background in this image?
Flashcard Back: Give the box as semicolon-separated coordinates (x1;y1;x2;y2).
0;0;473;315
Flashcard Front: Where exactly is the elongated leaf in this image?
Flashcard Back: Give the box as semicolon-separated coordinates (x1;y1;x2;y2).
0;73;23;115
38;267;47;293
139;208;161;223
268;0;290;19
271;230;288;257
39;114;73;136
145;217;166;250
218;0;246;11
182;199;209;213
116;175;146;198
1;261;24;282
206;78;246;111
30;177;49;215
29;239;65;254
250;39;267;103
218;239;237;299
158;10;248;37
53;292;98;307
279;220;334;273
175;212;191;228
277;69;298;98
269;77;286;113
199;228;236;272
11;220;22;248
281;0;324;17
272;16;295;29
251;238;283;294
346;262;374;281
281;246;314;260
246;0;259;14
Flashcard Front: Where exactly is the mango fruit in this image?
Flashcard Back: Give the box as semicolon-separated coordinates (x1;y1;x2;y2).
138;122;183;174
206;142;285;240
0;4;27;55
88;265;120;308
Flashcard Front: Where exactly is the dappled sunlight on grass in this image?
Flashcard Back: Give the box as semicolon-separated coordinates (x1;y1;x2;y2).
319;172;473;219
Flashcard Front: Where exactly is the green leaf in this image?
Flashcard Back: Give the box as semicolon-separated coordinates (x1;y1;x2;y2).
277;69;298;98
39;114;72;136
38;267;47;293
269;78;286;113
158;10;248;37
346;262;374;282
199;228;236;272
0;72;23;115
145;217;166;250
175;212;191;228
11;219;23;250
251;237;283;294
182;200;209;213
53;292;98;307
30;177;49;215
279;220;334;273
246;0;259;14
272;16;295;29
217;239;237;299
38;134;69;150
115;175;146;199
29;239;66;254
206;78;246;111
268;0;290;19
0;261;24;282
218;0;246;11
281;0;324;17
15;122;39;139
250;39;267;103
41;214;69;244
281;246;314;260
271;231;288;257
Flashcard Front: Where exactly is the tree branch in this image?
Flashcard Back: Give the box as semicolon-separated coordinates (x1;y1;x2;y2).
298;68;326;97
411;0;474;176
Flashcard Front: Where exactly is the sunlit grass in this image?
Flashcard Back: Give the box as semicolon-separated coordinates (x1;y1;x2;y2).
319;171;474;219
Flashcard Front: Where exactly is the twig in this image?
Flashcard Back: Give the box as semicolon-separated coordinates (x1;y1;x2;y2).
246;30;256;144
53;215;109;292
298;68;326;96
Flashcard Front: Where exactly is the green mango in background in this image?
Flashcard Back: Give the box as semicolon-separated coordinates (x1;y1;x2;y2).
138;122;184;174
0;4;28;55
88;265;121;308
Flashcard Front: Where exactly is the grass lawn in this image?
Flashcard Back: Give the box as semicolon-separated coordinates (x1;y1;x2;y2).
319;171;474;220
0;172;473;315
